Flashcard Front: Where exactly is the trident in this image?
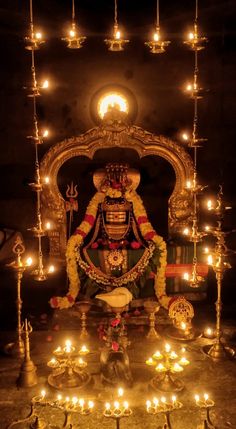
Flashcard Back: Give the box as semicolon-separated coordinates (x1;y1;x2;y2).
65;181;78;238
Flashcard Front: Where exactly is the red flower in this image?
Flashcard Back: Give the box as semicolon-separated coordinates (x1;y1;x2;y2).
84;214;95;226
67;294;74;304
144;231;156;240
114;183;122;190
137;216;148;225
130;241;141;249
91;242;99;249
110;318;121;327
111;341;119;352
149;271;156;279
50;296;59;308
109;242;119;250
74;228;86;238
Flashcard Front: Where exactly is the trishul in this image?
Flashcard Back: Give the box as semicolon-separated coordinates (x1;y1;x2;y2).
65;181;78;238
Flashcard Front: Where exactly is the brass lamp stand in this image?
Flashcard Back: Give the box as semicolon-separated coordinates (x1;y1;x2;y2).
144;301;161;340
203;188;235;360
74;300;92;340
5;236;32;358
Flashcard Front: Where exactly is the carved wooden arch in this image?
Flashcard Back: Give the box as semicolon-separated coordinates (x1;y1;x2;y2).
40;122;194;259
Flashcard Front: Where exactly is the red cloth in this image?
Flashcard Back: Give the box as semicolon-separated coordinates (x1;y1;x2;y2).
165;263;208;278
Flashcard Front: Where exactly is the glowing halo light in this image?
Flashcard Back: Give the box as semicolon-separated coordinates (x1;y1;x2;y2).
98;92;129;119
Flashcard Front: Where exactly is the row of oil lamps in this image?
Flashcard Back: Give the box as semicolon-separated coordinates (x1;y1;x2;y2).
26;24;207;53
23;387;215;429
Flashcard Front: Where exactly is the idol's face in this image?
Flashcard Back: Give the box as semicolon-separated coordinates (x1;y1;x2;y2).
101;197;132;241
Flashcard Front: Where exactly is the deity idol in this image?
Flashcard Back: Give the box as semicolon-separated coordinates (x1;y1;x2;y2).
50;163;170;310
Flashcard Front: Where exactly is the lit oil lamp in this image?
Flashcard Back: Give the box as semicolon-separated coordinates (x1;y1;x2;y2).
103;389;132;429
203;327;216;339
62;22;86;49
104;23;129;52
184;24;207;51
146;395;182;428
195;393;215;428
146;343;190;392
47;340;91;389
145;26;170;54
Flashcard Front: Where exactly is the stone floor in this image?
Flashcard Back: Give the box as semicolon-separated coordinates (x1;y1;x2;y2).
0;306;236;429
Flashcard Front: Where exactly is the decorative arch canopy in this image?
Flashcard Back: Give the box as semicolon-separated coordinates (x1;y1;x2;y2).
40;118;194;259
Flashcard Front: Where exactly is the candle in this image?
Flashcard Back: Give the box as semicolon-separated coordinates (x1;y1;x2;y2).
195;394;200;404
183;227;190;235
54;346;62;354
105;402;112;416
41;390;46;399
153;350;163;360
207;255;213;265
48;265;55;273
72;397;78;406
146;357;155;366
172;363;183;373
26;256;33;266
165;343;171;353
123;401;128;409
153;397;159;407
115;30;121;40
79;398;85;408
77;357;86;368
207;200;213;210
172;395;177;405
114;401;121;416
123;400;131;415
79;345;89;355
118;387;124;397
156;363;166;372
146;400;151;411
170;351;178;360
179;357;190;366
183;272;189;280
65;340;72;353
181;322;186;330
88;400;94;409
204;327;214;338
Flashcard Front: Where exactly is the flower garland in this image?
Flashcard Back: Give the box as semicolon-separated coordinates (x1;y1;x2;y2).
50;188;170;309
77;241;155;287
125;190;170;309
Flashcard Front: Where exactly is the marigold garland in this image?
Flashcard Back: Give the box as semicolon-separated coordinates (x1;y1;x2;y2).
50;189;170;309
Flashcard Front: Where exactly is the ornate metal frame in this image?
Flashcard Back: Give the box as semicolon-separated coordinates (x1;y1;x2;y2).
40;121;194;259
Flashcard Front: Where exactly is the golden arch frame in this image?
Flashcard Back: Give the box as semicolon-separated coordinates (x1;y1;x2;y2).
40;121;194;260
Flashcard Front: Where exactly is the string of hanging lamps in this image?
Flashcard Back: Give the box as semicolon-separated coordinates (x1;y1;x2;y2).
145;0;170;54
104;0;129;51
25;0;54;280
62;0;86;49
182;0;208;288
